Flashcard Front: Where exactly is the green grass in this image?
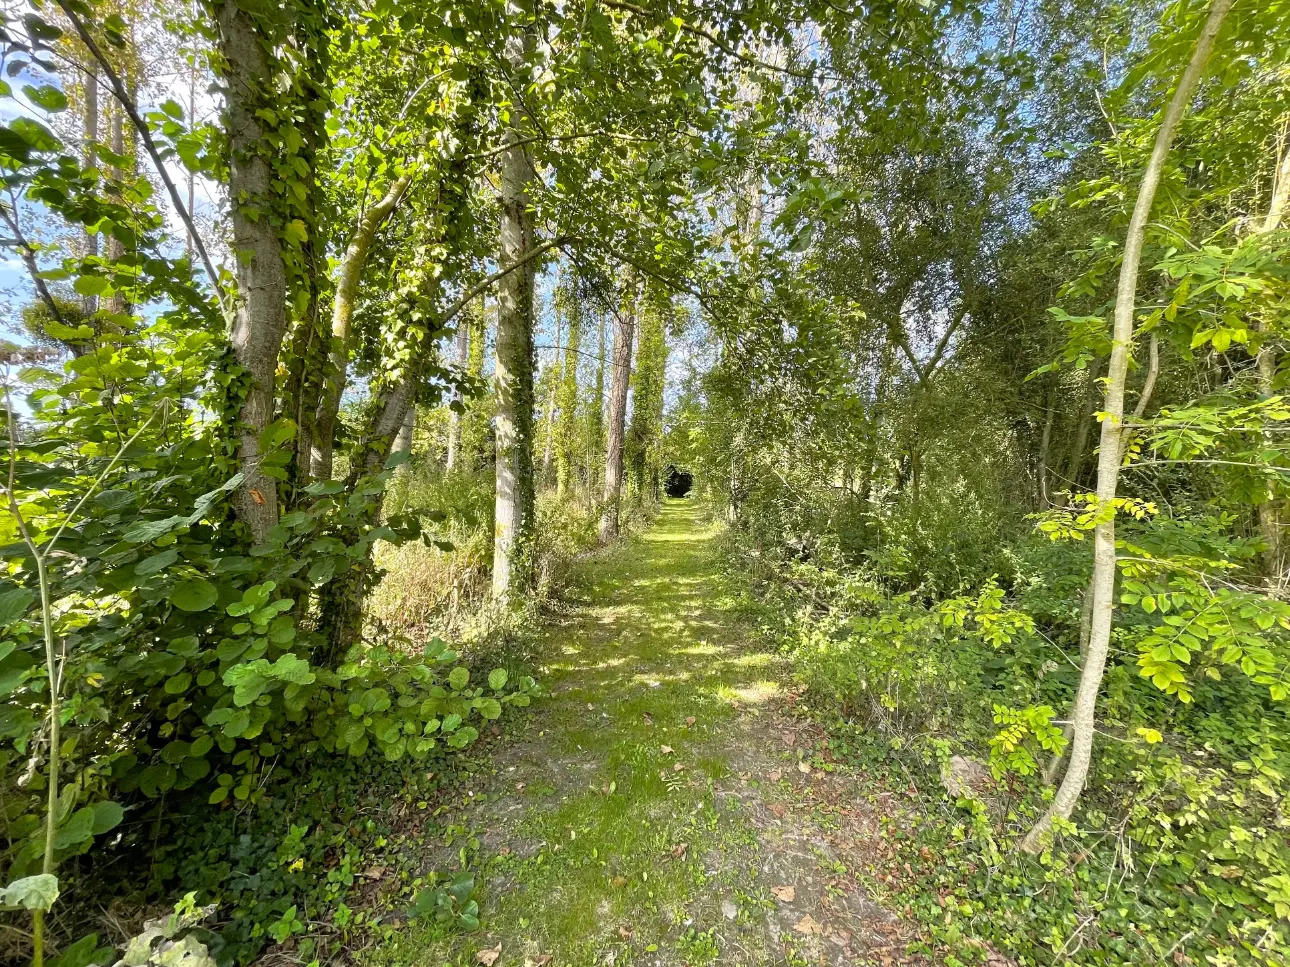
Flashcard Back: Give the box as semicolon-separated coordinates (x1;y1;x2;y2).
368;499;786;967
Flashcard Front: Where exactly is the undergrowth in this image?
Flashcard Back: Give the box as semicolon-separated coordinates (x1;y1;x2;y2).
726;510;1290;967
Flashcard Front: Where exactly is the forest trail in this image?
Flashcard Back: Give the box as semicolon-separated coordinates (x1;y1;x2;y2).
374;499;923;967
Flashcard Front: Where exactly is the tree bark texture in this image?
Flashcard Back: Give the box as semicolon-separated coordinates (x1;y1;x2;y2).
600;273;637;541
219;0;291;543
491;0;539;602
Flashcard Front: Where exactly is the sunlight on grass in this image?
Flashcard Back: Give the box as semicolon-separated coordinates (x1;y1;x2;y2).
369;500;781;967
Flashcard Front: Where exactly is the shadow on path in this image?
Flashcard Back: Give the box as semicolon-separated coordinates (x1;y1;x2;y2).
372;499;920;967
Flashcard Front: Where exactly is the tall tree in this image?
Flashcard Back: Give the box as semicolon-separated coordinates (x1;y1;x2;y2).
1021;0;1233;851
601;270;637;540
554;280;583;497
491;0;540;601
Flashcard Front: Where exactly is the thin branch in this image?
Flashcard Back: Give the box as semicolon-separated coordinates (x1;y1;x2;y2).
463;130;658;163
1131;333;1159;420
439;235;571;327
57;1;224;305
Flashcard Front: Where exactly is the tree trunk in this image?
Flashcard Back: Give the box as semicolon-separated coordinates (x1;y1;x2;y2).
219;0;291;543
1021;0;1232;852
81;60;99;323
555;295;582;497
600;272;637;541
104;82;132;319
1037;376;1056;507
312;171;414;481
394;404;415;463
587;309;606;505
541;308;561;480
491;1;539;603
445;320;470;470
1254;142;1290;583
1063;354;1104;493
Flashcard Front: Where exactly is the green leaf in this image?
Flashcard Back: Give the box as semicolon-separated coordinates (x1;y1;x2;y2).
488;668;508;691
54;806;95;848
170;578;218;612
90;800;124;835
71;275;113;298
448;666;469;690
23;84;67;112
2;873;59;912
0;587;35;627
137;548;180;576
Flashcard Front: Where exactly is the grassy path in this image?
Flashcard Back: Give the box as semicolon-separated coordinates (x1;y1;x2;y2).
373;499;917;967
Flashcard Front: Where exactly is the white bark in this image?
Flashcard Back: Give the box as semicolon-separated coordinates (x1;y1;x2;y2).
1021;0;1232;852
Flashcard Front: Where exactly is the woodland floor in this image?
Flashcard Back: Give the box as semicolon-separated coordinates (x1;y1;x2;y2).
368;499;936;967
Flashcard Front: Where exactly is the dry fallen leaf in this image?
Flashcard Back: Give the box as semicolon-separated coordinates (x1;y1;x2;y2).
671;842;688;859
362;865;386;880
768;769;782;782
526;956;552;967
476;944;502;966
685;716;696;727
782;731;797;747
793;914;823;936
660;745;674;754
617;926;634;940
642;713;653;726
771;885;796;902
515;782;526;792
769;803;787;818
672;762;685;772
610;875;628;888
797;760;811;774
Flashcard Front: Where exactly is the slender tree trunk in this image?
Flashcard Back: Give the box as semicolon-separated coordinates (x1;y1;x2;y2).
600;273;636;541
555;295;582;497
1037;375;1057;507
1063;354;1104;493
80;60;99;328
1254;142;1290;582
491;0;539;602
860;326;895;506
219;0;291;543
446;320;470;470
542;309;561;480
104;84;132;318
587;309;606;504
312;171;414;481
1022;0;1232;852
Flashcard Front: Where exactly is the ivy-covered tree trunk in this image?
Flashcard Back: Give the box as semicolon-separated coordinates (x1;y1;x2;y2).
218;0;291;543
541;309;562;482
312;171;414;481
491;2;539;603
600;271;636;540
555;289;582;497
1021;0;1232;852
587;308;606;505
